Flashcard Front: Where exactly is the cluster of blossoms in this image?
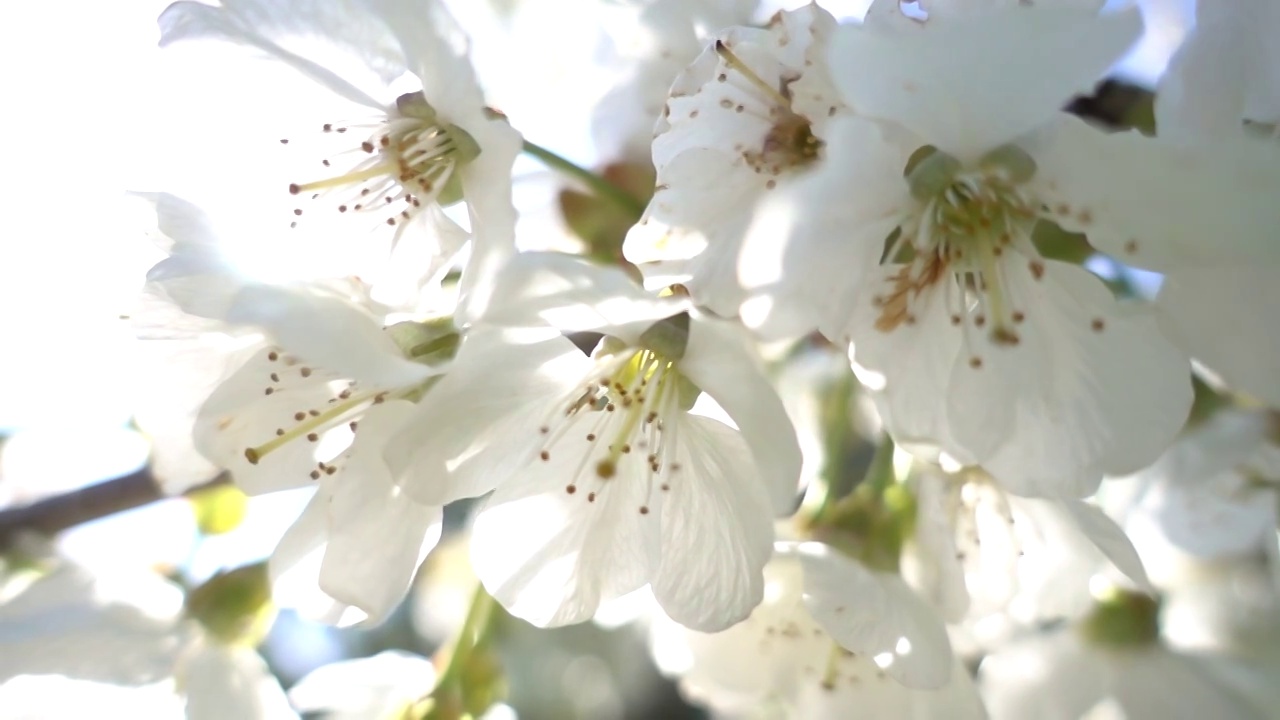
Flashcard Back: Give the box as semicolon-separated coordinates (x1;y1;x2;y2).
7;0;1279;717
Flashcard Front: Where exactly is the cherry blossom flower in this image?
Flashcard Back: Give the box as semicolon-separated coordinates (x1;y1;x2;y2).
157;0;521;319
750;3;1256;494
651;547;985;718
625;4;841;320
909;468;1152;633
135;193;450;622
384;253;801;630
0;550;295;720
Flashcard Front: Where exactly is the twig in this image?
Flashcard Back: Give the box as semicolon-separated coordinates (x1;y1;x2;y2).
0;467;230;550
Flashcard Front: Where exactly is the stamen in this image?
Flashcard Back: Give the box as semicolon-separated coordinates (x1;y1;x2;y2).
714;40;792;108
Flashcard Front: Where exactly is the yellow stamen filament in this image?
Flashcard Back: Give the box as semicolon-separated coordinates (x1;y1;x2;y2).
244;392;376;464
714;40;793;109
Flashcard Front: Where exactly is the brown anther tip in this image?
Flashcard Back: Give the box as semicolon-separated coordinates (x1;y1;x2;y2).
1091;318;1105;332
565;484;576;494
264;388;274;395
361;141;374;153
596;459;617;479
991;327;1020;346
639;506;650;515
244;448;261;465
588;492;596;502
288;183;301;195
310;470;321;480
279;138;289;144
969;357;983;369
306;432;319;442
294;411;306;421
539;450;550;461
300;367;312;378
293;208;303;216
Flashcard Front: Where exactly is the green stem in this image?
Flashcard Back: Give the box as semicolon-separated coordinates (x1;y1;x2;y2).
860;433;898;496
435;583;498;691
522;140;646;220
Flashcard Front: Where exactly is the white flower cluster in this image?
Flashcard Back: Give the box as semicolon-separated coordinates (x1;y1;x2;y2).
119;0;1280;716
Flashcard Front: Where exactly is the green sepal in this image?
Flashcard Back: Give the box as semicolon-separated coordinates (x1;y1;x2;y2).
1079;589;1161;649
639;311;690;361
184;562;275;646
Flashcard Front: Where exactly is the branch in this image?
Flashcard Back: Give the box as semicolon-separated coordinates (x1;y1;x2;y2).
0;467;230;550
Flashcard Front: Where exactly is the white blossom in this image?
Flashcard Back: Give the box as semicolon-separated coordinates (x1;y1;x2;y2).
626;4;840;320
908;469;1152;638
651;547;985;719
384;253;801;630
750;3;1244;495
157;0;521;318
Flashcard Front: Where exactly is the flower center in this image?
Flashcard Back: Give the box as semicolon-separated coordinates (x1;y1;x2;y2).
873;145;1042;363
534;340;697;515
714;40;823;175
285;92;480;234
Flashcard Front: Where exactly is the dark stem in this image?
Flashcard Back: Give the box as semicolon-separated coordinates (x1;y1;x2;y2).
0;467;230;550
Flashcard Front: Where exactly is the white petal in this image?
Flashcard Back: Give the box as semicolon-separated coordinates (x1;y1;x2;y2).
739;116;911;340
1157;265;1280;408
225;284;434;389
0;562;184;685
131;293;247;493
269;496;356;625
1059;498;1153;593
158;0;388;109
828;6;1141;158
1113;650;1266;720
194;346;350;495
948;261;1190;496
794;543;953;689
634;150;762;318
798;653;987;720
651;415;774;631
979;631;1108;720
454;119;523;327
288;650;435;718
384;327;590;506
318;401;443;625
1155;0;1280;138
681;315;803;515
470;417;662;627
478;252;690;341
904;472;970;623
848;264;970;463
1031;114;1280;271
181;642;296;720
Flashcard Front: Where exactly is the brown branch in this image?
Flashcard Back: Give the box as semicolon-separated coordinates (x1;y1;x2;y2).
0;467;231;550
